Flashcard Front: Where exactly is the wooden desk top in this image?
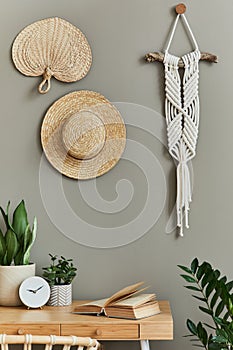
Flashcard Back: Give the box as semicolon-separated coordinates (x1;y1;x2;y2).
0;300;173;341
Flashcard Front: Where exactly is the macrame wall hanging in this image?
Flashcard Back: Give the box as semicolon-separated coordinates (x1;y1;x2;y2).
145;4;218;236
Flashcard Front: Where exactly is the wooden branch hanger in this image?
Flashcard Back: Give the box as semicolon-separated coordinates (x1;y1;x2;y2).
144;3;218;67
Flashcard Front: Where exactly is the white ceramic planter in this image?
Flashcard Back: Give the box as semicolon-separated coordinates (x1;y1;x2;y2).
0;263;36;306
48;284;72;306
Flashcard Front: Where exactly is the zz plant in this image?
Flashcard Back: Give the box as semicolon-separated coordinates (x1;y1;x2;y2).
0;200;37;265
178;258;233;350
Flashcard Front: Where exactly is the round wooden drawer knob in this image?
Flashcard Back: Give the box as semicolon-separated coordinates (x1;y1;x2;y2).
17;329;25;335
96;329;102;336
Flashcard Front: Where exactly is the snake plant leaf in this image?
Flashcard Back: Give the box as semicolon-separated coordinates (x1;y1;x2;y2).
23;224;31;253
5;229;18;265
12;200;28;242
14;247;23;266
0;229;6;264
14;222;31;266
22;227;31;265
0;201;14;231
22;217;37;265
31;217;37;247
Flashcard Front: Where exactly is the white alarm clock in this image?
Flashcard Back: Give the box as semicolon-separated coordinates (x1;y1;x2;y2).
19;276;50;309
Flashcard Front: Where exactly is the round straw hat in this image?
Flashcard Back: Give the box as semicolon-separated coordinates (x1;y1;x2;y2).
41;91;126;179
12;17;92;94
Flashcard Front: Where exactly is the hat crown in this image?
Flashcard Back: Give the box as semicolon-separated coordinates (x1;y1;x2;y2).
62;111;106;160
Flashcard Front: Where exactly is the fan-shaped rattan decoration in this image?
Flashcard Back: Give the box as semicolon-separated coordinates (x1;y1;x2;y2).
12;17;92;94
41;90;126;179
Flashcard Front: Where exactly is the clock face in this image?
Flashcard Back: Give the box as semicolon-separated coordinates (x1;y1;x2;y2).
19;276;50;308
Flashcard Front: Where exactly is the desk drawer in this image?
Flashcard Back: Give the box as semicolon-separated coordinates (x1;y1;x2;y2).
61;324;139;340
0;324;60;335
140;323;173;340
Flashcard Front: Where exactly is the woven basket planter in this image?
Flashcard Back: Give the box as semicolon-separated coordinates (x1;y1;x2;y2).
48;284;72;306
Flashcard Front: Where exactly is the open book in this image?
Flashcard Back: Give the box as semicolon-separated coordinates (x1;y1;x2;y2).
73;282;160;320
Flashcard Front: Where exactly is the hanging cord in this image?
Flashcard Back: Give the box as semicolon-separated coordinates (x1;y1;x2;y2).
165;14;180;53
165;13;199;53
163;12;200;236
181;14;199;51
38;67;54;94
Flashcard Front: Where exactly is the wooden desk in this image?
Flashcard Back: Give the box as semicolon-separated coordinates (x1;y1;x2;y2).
0;300;173;350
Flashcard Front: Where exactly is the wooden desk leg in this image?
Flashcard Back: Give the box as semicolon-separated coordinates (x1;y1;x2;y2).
140;340;150;350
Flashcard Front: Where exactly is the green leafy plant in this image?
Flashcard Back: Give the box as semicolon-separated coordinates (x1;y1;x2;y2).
42;254;77;286
0;200;37;265
178;258;233;350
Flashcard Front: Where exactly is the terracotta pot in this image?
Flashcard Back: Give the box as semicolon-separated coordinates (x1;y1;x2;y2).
0;263;36;306
48;284;72;306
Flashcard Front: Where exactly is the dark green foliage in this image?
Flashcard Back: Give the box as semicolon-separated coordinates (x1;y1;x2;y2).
42;254;77;286
0;200;37;265
178;258;233;350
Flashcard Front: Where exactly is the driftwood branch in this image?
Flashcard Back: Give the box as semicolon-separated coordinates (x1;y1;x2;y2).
145;51;218;67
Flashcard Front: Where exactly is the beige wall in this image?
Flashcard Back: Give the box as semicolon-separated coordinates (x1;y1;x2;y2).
1;0;232;349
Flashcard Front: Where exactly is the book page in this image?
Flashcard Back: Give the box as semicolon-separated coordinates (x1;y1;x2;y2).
78;298;108;308
103;281;145;307
109;294;156;308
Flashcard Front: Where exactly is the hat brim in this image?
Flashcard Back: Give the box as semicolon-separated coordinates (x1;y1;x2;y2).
41;91;126;179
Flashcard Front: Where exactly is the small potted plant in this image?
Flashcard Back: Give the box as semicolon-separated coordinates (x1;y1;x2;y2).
42;254;77;306
0;200;37;306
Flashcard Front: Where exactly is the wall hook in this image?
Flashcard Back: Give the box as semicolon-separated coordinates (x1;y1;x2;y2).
176;3;186;14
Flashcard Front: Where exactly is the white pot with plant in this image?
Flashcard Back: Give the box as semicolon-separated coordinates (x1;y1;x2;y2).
0;200;37;306
43;254;77;306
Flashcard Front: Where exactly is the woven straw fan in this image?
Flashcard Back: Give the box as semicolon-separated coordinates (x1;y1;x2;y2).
12;17;92;94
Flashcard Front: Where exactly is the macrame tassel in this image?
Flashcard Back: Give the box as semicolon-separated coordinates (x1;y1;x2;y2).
163;13;200;236
176;145;192;237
